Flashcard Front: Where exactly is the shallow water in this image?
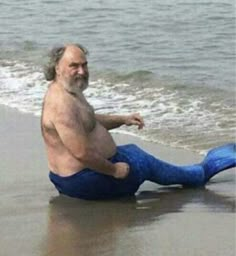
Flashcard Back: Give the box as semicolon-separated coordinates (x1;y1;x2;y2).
0;105;235;256
0;0;235;152
44;181;236;256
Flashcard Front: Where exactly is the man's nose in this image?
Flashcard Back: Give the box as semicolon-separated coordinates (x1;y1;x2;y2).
77;65;86;75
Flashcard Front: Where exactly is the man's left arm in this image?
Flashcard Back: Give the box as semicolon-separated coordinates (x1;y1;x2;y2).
95;113;145;130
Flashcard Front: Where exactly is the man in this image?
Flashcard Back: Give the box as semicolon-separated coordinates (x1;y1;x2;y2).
41;44;235;200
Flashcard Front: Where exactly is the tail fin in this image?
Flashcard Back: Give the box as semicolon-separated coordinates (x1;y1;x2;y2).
202;143;236;182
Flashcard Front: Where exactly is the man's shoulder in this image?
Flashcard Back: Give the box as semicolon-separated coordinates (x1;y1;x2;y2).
45;83;77;113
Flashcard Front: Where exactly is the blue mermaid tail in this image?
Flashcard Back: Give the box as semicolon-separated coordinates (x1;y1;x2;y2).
202;143;236;182
138;143;236;187
49;143;236;200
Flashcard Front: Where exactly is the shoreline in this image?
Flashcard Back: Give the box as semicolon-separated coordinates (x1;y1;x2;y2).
0;104;235;256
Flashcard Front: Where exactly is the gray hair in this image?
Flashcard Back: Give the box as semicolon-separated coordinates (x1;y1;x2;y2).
44;44;88;81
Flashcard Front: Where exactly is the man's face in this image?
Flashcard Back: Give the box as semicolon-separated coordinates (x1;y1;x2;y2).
56;46;89;92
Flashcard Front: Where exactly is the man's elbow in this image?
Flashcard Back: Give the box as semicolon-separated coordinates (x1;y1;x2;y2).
74;147;93;163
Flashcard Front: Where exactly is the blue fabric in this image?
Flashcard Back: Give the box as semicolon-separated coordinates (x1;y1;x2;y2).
202;143;236;181
49;143;236;200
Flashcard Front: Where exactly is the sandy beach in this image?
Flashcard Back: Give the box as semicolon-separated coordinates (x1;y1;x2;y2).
0;105;235;256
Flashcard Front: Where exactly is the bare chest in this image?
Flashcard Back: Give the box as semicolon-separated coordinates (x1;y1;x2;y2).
76;101;96;133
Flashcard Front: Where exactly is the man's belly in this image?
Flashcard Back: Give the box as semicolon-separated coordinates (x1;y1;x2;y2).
89;123;117;158
48;123;117;176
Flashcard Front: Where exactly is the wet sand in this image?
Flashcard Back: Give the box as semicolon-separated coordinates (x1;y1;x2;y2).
0;105;235;256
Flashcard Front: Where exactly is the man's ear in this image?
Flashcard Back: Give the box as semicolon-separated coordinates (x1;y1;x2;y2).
55;64;60;76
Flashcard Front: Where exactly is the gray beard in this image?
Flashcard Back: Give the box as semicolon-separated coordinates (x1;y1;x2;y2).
62;79;88;95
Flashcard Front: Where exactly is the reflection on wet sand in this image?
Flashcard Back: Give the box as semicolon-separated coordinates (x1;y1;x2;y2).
45;179;235;256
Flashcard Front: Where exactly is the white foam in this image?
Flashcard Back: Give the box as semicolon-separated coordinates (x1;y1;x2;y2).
0;60;48;115
0;60;234;153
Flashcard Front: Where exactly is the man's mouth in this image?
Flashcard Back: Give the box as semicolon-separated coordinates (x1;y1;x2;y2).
74;75;87;81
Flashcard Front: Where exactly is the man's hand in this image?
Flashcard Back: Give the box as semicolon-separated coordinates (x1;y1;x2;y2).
125;113;145;130
113;162;130;179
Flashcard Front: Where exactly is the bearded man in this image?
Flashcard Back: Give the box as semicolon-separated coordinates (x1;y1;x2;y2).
41;44;235;200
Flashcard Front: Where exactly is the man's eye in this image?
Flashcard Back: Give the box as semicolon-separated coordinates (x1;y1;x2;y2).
69;62;78;68
69;62;87;69
81;63;88;69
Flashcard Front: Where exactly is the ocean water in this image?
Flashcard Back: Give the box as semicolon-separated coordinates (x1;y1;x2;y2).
0;0;235;153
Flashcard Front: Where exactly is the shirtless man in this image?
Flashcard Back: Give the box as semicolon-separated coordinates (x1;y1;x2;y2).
42;44;144;179
42;44;235;200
